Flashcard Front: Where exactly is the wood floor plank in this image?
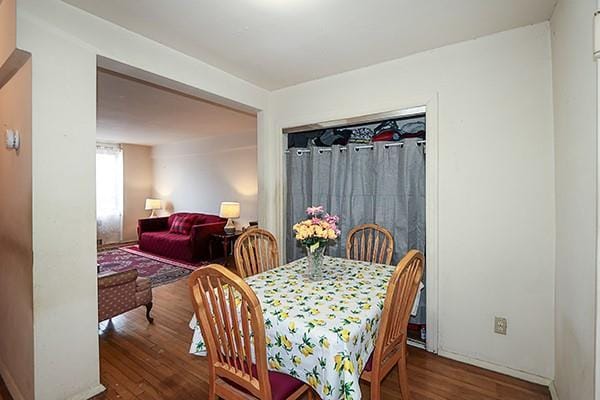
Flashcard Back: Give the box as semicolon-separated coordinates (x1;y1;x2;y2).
97;278;554;400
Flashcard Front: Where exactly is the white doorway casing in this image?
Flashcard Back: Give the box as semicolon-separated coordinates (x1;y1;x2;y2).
272;96;440;353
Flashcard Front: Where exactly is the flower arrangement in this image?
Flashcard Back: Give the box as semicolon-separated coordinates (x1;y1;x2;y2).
293;206;341;252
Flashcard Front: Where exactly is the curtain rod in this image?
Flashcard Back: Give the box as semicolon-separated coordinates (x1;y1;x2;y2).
284;140;426;154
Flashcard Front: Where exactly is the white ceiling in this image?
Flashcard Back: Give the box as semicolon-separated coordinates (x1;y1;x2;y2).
65;0;556;90
96;69;256;146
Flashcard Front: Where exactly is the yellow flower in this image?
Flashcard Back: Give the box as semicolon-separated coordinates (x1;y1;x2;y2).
307;375;319;389
280;335;293;351
300;345;314;357
344;359;354;374
320;338;330;349
292;356;302;366
339;329;351;342
269;359;281;370
288;321;296;333
334;354;343;372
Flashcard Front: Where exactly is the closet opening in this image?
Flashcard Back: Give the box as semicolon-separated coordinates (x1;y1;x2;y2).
283;106;427;347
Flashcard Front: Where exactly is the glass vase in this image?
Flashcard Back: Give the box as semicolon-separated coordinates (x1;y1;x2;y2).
305;244;326;281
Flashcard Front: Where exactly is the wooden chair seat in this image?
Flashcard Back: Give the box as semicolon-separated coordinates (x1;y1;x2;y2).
220;366;308;400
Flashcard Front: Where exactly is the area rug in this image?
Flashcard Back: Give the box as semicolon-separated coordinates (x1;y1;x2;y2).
97;248;208;287
120;245;207;271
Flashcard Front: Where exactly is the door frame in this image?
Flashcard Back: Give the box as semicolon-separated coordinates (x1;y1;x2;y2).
274;93;440;353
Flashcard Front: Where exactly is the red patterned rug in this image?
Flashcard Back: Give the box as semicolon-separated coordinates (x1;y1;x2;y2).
120;245;206;270
97;247;209;287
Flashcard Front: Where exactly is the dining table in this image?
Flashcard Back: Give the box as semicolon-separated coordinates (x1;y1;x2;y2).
189;255;396;400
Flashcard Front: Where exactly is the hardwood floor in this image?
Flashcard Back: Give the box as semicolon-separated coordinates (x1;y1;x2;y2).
94;278;551;400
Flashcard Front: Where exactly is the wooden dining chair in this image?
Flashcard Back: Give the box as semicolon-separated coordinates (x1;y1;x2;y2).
360;250;424;400
346;223;394;265
234;228;280;278
189;264;313;400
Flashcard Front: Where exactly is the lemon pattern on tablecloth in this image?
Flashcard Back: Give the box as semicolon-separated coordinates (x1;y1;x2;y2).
189;256;394;400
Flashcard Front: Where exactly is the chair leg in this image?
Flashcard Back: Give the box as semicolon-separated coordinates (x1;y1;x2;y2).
145;302;154;323
370;380;381;400
397;358;410;400
208;379;216;400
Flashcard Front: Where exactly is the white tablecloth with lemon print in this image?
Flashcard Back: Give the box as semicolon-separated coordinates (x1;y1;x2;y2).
189;256;395;400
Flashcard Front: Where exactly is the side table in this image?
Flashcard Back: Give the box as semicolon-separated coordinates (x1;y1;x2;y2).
209;231;242;269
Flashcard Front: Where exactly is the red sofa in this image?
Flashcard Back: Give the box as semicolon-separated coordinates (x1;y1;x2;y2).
138;212;226;262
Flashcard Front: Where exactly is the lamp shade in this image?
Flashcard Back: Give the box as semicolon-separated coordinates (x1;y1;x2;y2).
145;198;162;211
219;202;240;219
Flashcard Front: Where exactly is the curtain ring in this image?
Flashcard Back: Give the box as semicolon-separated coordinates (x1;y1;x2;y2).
296;150;303;156
354;147;360;152
318;149;324;154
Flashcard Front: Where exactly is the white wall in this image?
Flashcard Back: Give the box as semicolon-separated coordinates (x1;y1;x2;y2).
153;132;258;228
18;15;103;400
122;144;153;241
269;23;556;381
17;13;102;400
550;0;598;398
14;1;270;397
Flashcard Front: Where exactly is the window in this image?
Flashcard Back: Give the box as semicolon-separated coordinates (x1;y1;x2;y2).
96;143;123;244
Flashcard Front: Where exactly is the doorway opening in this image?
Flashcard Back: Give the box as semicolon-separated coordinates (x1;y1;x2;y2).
281;104;437;350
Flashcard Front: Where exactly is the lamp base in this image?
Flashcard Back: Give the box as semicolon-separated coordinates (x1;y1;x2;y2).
224;218;236;234
149;209;157;218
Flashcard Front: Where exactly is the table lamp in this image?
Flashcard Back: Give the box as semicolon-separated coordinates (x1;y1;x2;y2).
219;202;240;234
145;198;162;218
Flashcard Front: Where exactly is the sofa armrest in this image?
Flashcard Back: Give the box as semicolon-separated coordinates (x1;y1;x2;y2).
98;269;138;289
190;222;227;243
190;222;227;260
138;217;169;238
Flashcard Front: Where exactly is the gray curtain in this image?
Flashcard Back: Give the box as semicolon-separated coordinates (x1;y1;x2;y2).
286;138;426;323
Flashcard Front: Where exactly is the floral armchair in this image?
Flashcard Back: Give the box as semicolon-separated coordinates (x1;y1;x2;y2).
98;269;154;323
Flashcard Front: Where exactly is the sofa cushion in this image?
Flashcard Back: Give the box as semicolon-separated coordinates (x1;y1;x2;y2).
170;214;196;235
140;231;193;261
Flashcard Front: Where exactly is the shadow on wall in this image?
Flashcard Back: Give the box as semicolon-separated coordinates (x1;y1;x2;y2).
164;201;174;215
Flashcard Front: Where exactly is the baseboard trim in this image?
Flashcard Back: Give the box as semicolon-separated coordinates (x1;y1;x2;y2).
0;357;27;400
438;349;552;386
66;384;106;400
549;380;560;400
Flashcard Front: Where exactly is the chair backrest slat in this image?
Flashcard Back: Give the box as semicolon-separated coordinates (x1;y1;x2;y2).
235;228;279;278
189;264;272;399
346;224;394;265
372;250;424;373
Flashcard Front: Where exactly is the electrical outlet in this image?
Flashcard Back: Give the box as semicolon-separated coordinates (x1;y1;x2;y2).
494;317;507;335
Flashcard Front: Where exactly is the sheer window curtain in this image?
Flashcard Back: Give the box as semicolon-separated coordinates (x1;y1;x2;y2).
96;143;123;245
